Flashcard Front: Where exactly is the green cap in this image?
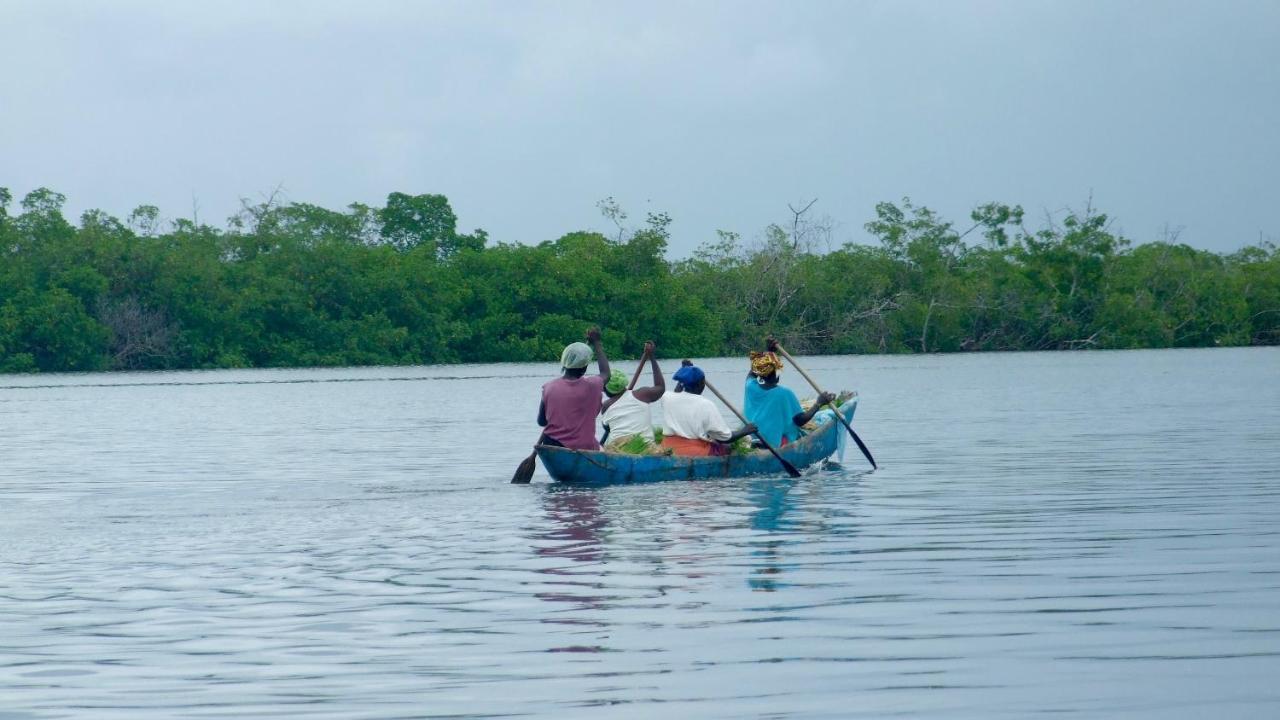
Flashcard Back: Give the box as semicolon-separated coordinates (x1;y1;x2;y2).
605;369;627;395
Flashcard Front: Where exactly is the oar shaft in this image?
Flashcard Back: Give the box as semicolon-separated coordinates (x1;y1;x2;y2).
703;378;801;478
778;348;824;396
711;376;798;476
775;344;878;470
775;346;832;409
702;379;750;426
627;348;650;391
604;349;651;422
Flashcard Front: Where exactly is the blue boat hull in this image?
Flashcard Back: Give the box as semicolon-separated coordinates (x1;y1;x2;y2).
536;398;858;485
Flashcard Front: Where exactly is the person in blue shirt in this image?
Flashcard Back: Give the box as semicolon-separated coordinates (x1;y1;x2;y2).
743;338;833;448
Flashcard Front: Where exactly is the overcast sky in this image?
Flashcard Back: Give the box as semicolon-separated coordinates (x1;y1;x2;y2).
3;0;1277;255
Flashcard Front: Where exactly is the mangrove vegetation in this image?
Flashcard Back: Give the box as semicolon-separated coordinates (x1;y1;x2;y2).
0;187;1276;373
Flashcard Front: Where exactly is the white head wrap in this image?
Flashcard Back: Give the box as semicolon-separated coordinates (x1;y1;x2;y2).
559;342;593;369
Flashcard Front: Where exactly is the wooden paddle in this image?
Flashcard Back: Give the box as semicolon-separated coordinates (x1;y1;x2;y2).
774;343;878;470
702;378;802;478
511;439;541;484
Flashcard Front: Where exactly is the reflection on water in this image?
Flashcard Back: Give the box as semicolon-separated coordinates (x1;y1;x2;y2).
746;477;798;593
536;488;610;636
1;349;1279;718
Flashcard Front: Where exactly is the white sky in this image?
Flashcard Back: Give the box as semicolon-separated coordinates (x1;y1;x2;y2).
2;0;1277;254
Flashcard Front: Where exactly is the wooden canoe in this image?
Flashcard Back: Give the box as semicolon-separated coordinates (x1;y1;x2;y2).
536;397;858;485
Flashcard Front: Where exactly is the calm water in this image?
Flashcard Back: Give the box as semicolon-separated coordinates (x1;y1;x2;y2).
2;348;1278;718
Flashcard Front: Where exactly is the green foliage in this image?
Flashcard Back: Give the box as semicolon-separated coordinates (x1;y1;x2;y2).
377;192;483;257
0;188;1274;374
1;287;109;371
1234;242;1280;345
615;434;656;455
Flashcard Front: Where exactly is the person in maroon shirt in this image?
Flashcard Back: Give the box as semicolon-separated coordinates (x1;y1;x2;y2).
537;327;611;450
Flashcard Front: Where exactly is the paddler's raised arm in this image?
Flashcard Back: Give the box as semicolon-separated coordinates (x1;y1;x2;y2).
586;326;610;380
634;341;665;403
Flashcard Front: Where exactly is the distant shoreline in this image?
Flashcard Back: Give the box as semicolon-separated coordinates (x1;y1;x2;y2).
2;345;1274;384
2;188;1276;374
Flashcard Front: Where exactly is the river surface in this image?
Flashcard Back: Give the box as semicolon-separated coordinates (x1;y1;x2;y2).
1;348;1278;719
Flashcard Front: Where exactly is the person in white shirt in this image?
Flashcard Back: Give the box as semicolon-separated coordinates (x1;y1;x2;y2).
601;341;665;448
661;362;756;456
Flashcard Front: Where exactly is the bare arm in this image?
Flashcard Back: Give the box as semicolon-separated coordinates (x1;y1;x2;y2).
587;326;609;380
727;423;758;442
792;391;835;426
634;342;664;403
538;399;548;427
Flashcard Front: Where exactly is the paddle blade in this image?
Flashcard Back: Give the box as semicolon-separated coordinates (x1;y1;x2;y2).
761;442;802;478
849;429;878;470
778;455;802;478
511;451;537;484
830;404;877;470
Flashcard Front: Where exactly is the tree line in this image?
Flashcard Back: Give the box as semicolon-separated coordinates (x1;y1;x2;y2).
0;187;1276;373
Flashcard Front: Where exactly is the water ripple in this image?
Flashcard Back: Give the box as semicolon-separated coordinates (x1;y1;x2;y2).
2;348;1278;717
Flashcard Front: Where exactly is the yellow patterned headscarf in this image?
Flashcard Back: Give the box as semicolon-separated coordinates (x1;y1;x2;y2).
749;351;783;377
